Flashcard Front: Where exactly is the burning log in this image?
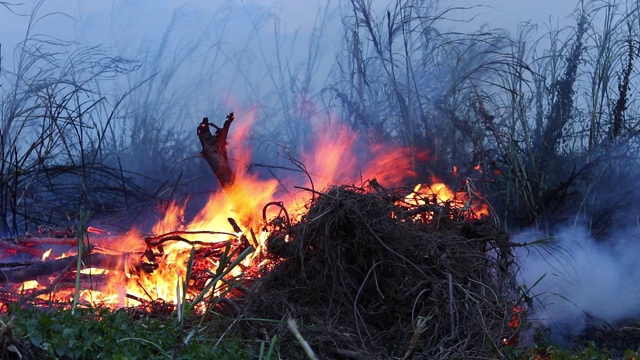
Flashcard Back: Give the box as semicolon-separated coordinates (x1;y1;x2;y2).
197;113;236;190
0;253;130;284
17;238;78;246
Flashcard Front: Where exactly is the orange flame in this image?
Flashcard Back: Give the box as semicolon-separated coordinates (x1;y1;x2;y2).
41;248;52;262
403;177;489;220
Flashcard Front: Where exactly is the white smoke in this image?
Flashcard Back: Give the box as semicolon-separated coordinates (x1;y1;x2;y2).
515;224;640;336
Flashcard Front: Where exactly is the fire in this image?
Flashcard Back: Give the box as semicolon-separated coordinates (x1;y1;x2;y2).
5;109;490;311
402;177;489;221
502;306;525;346
21;280;39;291
41;248;52;262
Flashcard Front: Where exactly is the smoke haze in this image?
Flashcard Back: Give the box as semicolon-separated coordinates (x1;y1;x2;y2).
516;223;640;338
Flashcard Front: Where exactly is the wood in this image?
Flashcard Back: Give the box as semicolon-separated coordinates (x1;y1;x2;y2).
197;113;236;189
0;253;131;284
1;233;240;285
0;240;44;257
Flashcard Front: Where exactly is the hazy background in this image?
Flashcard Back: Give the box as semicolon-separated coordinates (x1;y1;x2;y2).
1;0;578;89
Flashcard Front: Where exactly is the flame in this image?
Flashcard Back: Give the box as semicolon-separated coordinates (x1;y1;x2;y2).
98;110;419;307
402;177;489;220
8;107;491;310
41;248;52;262
21;280;39;291
300;121;416;191
93;110;279;307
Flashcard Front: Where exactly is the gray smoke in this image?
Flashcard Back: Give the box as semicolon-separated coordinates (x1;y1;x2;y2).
516;224;640;337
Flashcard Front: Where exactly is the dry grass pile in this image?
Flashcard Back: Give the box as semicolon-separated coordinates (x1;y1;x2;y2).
242;185;521;359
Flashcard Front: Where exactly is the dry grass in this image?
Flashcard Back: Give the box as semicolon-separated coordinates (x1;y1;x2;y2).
242;185;521;359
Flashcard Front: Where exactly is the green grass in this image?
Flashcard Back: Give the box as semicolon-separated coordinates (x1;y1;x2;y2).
6;307;247;359
2;306;639;360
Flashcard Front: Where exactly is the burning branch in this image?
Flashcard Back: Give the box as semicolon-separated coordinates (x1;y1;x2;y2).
144;230;238;247
0;240;44;257
198;113;236;189
197;114;259;230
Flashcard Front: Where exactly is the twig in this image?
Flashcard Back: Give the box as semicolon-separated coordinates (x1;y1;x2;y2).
287;318;319;360
214;314;244;347
444;273;456;342
288;156;315;201
294;186;337;200
228;218;251;250
144;235;234;248
262;201;292;231
144;230;238;247
402;316;427;360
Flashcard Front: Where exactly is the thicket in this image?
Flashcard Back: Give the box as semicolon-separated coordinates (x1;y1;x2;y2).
0;1;231;235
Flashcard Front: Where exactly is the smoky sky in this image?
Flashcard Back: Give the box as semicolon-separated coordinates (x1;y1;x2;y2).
1;0;579;113
1;0;577;48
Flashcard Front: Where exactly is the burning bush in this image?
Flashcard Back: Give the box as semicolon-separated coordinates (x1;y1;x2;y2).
242;184;520;359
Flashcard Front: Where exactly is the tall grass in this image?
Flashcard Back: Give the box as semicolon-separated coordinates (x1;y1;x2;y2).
335;0;640;232
0;1;146;235
0;2;235;234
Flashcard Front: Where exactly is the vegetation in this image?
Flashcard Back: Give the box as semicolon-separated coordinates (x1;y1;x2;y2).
2;306;258;359
2;306;639;359
332;0;640;231
2;0;640;358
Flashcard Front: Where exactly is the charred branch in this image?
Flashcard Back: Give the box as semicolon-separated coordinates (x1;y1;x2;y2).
611;37;636;140
144;230;238;247
198;113;236;189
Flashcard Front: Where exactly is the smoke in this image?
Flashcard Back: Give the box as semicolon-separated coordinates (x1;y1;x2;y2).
516;223;640;339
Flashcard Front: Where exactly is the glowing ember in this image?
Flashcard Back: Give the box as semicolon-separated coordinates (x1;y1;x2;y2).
502;306;525;346
41;248;52;262
87;226;108;235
